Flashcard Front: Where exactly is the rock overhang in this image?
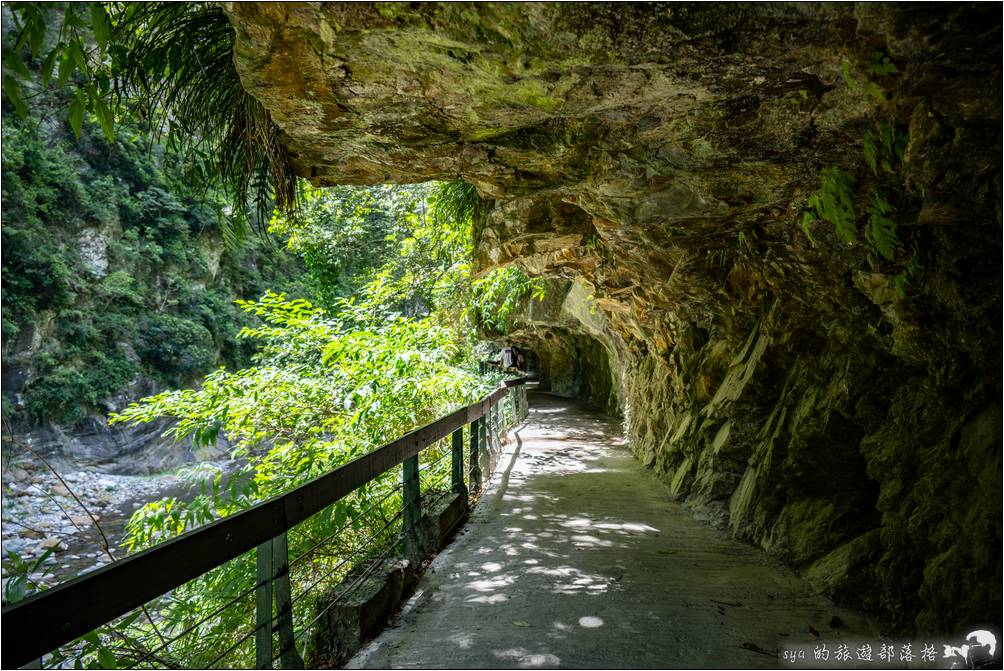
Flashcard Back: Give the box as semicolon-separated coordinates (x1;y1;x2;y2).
222;2;1002;634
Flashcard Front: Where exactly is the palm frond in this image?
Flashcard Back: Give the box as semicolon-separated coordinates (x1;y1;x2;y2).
111;2;297;230
432;181;492;226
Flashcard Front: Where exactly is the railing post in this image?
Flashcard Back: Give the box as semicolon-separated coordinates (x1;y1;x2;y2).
255;540;273;669
488;403;497;458
255;533;304;670
503;390;509;429
402;455;422;562
478;408;489;477
469;419;481;493
496;400;503;446
272;532;303;669
451;427;467;502
495;401;502;448
511;388;518;425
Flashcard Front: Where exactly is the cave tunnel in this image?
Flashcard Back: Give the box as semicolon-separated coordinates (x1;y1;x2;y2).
504;330;623;419
217;1;1004;657
226;0;1004;656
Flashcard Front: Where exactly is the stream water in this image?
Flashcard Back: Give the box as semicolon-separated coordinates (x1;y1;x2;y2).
1;459;240;589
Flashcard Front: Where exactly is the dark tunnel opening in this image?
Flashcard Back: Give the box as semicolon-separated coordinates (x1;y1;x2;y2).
504;329;623;418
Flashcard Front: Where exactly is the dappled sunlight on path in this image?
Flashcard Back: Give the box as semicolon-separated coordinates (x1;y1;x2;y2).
348;393;879;669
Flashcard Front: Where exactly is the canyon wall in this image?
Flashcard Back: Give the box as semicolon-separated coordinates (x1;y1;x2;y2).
1;111;312;472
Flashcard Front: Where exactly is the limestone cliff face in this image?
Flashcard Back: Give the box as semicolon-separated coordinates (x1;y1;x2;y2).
224;3;1001;634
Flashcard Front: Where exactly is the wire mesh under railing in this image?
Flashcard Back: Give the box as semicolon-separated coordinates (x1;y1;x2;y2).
35;549;260;669
5;380;530;670
31;473;409;669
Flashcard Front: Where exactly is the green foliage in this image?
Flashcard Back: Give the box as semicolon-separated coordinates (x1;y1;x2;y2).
431;180;492;227
91;179;532;666
801;166;907;266
106;289;501;666
270;183;439;310
865;194;900;261
110;180;498;519
471;266;546;334
894;252;923;300
3;547;56;605
22;351;139;425
802;166;857;244
863;121;907;176
863;131;879;176
137;315;215;384
272;180;493;327
799;214;818;247
737;229;757;256
3;2;297;224
866;50;899;77
2;3;117;141
112;2;298;224
100;270;145;307
801;51;917;292
1;98;312;427
842;60;887;104
785;89;809;109
23;366;91;425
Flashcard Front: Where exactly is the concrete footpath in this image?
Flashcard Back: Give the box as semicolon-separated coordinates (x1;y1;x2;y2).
348;393;879;669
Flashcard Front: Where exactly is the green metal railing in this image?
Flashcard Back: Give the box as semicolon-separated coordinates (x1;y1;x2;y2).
2;379;530;669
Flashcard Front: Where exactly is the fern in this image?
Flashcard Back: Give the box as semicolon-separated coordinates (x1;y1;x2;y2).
864;122;908;176
894;253;922;299
800;212;818;247
879;121;904;172
864;130;879;175
842;61;856;90
865;194;900;261
805;166;857;243
842;59;887;104
866;51;899;77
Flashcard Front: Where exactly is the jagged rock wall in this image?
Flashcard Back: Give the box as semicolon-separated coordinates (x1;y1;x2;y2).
224;3;1001;634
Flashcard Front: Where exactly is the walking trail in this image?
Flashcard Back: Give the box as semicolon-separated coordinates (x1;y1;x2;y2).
349;393;879;669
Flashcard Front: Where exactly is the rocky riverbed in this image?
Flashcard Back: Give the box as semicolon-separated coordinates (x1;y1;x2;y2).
1;458;237;589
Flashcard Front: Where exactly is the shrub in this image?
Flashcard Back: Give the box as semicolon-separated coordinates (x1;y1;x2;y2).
23;366;91;425
83;352;139;402
100;270;146;307
138;315;215;384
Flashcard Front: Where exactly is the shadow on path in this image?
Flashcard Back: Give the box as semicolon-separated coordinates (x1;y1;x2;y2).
348;393;879;669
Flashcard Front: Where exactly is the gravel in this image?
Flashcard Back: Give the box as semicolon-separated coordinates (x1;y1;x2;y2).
1;461;221;588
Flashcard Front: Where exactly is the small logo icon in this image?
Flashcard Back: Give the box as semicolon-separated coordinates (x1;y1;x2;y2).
943;630;997;669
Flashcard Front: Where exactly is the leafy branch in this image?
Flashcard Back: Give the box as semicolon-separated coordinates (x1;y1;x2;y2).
470;266;546;334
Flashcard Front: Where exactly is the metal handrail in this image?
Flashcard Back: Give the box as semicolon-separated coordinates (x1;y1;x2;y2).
1;377;529;669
